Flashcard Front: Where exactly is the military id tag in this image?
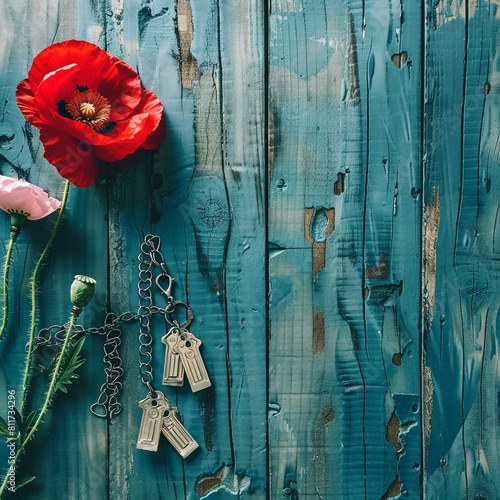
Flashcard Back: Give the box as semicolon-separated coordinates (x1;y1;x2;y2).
161;407;199;458
176;331;211;392
137;391;170;452
161;327;185;386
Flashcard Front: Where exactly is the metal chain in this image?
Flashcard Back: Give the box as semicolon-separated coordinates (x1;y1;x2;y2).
32;234;181;420
88;312;138;418
137;234;175;394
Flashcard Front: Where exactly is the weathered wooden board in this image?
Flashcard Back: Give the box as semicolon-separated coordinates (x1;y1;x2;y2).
423;1;500;498
104;0;267;499
0;0;499;498
0;1;109;498
268;0;422;498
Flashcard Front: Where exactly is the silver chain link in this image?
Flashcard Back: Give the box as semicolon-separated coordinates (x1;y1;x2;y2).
33;234;181;420
137;234;175;394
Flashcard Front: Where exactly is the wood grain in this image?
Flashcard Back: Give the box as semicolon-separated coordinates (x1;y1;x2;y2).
0;0;499;498
0;1;109;498
423;0;500;497
101;0;266;498
268;0;422;498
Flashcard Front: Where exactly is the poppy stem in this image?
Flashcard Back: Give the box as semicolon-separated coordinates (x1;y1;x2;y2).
20;180;71;417
0;229;20;343
0;309;78;499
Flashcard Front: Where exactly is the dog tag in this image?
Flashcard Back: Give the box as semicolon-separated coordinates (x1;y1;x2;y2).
137;391;170;451
161;407;199;458
161;327;185;386
176;331;211;392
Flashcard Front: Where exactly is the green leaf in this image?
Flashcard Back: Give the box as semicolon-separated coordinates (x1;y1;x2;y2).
25;410;37;430
15;475;36;491
13;407;22;433
14;408;37;446
0;415;12;440
50;337;86;396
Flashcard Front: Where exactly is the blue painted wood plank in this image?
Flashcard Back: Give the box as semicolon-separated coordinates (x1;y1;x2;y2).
102;1;266;499
423;1;500;497
2;1;499;498
268;0;422;498
0;1;109;497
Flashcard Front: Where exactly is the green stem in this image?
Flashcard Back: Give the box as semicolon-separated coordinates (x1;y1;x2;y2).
20;180;71;416
0;232;18;342
0;311;77;499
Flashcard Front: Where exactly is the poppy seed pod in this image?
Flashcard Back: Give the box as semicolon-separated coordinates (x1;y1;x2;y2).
70;275;96;308
10;213;27;229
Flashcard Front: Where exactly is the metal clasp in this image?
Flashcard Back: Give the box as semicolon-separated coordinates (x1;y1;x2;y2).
166;301;194;330
156;274;174;299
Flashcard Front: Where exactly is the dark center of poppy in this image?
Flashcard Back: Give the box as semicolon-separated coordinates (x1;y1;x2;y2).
65;88;111;131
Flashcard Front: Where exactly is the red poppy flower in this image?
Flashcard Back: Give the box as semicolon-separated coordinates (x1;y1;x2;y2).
16;40;165;188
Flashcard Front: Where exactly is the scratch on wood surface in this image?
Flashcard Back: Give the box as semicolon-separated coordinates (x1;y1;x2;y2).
268;110;280;185
434;0;477;25
195;464;251;498
193;69;222;175
386;412;402;453
313;310;325;355
348;12;360;102
174;0;199;89
391;52;408;69
334;172;345;195
198;386;216;452
366;254;389;280
305;207;335;281
138;5;169;44
424;366;434;469
380;476;402;500
313;405;335;495
424;188;440;333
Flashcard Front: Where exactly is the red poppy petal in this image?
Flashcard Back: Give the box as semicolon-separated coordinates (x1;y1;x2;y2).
92;115;157;161
16;79;44;128
33;64;81;127
39;127;98;187
27;39;144;112
92;89;163;161
107;57;142;121
142;114;166;150
28;40;120;97
108;148;148;173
